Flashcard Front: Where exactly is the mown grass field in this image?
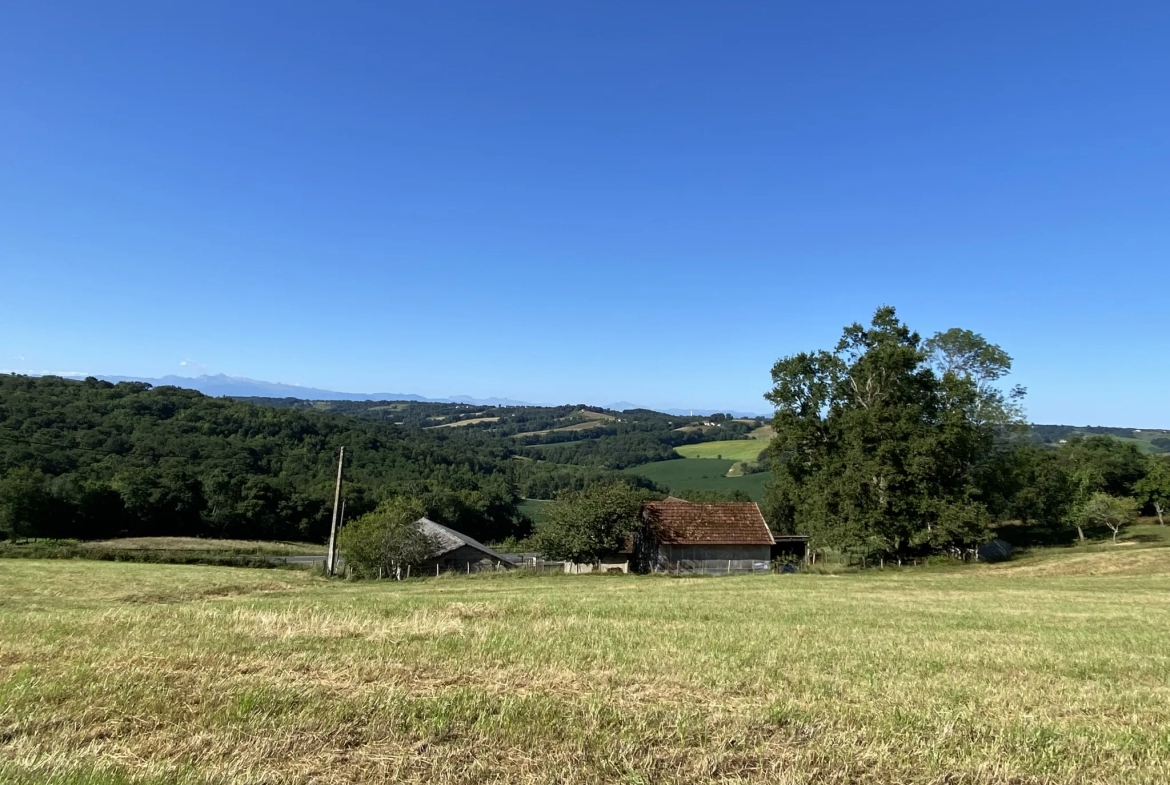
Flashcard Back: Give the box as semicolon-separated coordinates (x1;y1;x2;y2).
4;552;1168;784
0;537;323;567
624;458;769;500
79;537;323;555
675;440;768;462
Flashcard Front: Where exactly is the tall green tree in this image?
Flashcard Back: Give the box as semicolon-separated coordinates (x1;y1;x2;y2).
1135;457;1170;526
924;328;1025;429
535;484;649;564
765;307;1019;557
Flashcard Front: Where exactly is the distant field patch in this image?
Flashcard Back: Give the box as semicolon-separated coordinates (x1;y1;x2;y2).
623;459;769;501
1055;429;1170;454
675;440;766;462
514;419;609;438
555;420;607;432
576;409;615;421
749;425;774;440
518;499;552;525
428;416;500;428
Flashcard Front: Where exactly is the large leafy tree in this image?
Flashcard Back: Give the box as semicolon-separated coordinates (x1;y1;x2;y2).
924;328;1025;429
1135;457;1170;526
764;307;1019;557
535;483;649;564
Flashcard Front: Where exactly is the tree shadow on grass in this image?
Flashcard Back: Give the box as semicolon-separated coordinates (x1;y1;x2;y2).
991;520;1114;548
992;520;1074;548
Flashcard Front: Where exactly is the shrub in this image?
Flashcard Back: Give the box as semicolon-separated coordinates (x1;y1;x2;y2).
338;497;433;579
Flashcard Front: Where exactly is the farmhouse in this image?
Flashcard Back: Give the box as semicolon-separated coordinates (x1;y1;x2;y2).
558;498;804;574
415;517;514;574
641;497;776;573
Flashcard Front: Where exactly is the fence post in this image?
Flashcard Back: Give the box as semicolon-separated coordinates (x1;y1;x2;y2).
727;559;731;575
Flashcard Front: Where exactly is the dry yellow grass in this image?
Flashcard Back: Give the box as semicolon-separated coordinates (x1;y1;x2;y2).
985;544;1170;577
2;554;1169;784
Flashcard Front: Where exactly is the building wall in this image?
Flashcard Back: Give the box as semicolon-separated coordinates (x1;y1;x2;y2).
563;559;631;574
652;544;772;574
419;545;511;574
656;544;771;564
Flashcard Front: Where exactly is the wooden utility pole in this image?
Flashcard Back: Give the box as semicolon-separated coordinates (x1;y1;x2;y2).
325;447;345;577
331;499;345;575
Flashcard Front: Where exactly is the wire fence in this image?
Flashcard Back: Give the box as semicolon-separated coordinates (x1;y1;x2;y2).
655;559;774;575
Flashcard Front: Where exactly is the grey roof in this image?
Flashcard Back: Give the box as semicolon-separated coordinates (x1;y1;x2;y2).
416;517;513;564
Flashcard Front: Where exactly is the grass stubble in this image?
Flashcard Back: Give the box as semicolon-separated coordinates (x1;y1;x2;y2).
1;551;1169;784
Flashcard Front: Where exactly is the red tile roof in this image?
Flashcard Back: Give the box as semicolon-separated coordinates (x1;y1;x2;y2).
642;499;775;546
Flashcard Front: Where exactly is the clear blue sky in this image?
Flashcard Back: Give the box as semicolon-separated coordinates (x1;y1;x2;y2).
2;2;1168;424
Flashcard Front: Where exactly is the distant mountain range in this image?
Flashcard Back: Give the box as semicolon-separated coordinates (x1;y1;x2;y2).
35;373;766;418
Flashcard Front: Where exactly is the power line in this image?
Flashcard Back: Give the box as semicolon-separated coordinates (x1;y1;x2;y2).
0;433;129;456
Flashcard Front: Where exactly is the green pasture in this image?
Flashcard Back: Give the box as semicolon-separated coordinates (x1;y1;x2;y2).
674;439;767;462
623;458;769;501
517;498;552;525
2;553;1170;784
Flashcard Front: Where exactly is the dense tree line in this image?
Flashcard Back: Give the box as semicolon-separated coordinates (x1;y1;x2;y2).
0;375;686;545
510;461;658;500
527;433;679;469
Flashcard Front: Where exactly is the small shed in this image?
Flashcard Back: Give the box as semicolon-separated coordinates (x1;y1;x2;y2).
640;498;775;574
771;534;810;563
415;517;514;574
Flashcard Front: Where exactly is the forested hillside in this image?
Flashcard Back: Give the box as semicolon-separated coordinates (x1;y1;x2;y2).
0;376;532;542
0;376;748;544
3;371;1166;548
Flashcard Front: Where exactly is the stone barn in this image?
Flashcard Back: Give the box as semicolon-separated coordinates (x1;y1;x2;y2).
639;497;775;574
415;517;514;575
